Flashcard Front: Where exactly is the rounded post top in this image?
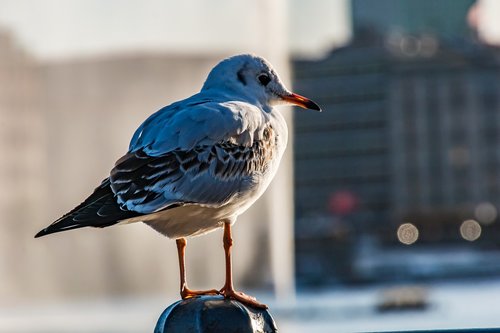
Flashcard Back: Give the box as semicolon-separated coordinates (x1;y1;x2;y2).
155;295;277;333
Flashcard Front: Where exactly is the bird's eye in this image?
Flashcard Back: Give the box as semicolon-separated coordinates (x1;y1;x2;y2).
258;74;271;86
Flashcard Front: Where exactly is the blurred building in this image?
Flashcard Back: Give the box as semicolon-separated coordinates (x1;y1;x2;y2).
37;52;230;301
352;0;476;39
386;38;500;242
0;32;228;301
292;0;500;286
0;30;48;300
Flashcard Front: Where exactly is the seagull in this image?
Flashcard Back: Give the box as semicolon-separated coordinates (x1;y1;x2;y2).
35;54;321;308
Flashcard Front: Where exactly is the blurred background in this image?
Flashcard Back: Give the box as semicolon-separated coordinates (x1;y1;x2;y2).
2;0;500;332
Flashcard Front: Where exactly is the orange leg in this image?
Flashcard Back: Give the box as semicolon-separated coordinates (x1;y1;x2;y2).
219;222;268;309
176;238;219;299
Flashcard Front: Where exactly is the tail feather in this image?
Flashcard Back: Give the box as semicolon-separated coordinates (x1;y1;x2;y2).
35;178;141;238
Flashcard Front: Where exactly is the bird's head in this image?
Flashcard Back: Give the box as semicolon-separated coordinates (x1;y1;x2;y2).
202;54;321;112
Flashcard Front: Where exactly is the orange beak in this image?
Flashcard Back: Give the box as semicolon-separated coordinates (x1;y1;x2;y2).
282;92;321;111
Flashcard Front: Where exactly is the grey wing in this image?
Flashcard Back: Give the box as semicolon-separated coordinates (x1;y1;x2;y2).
112;99;275;213
109;142;270;214
128;98;250;155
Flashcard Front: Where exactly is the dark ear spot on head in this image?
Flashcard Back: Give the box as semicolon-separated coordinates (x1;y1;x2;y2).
237;68;247;86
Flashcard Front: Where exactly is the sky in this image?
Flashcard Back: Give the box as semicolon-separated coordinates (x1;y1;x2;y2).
0;0;499;61
0;0;351;60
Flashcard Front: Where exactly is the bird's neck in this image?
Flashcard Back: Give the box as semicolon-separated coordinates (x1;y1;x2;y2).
200;87;270;113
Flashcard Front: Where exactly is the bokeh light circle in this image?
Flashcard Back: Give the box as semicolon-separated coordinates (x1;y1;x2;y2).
397;223;419;245
474;202;497;225
460;219;482;242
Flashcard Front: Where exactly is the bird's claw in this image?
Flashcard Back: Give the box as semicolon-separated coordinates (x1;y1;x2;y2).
180;287;221;299
219;287;267;309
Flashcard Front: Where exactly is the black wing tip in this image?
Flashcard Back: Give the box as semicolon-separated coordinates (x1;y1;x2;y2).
34;228;49;238
34;223;81;238
34;224;92;239
34;226;62;238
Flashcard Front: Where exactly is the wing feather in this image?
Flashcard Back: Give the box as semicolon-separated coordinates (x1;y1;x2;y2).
109;99;278;214
110;140;276;213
